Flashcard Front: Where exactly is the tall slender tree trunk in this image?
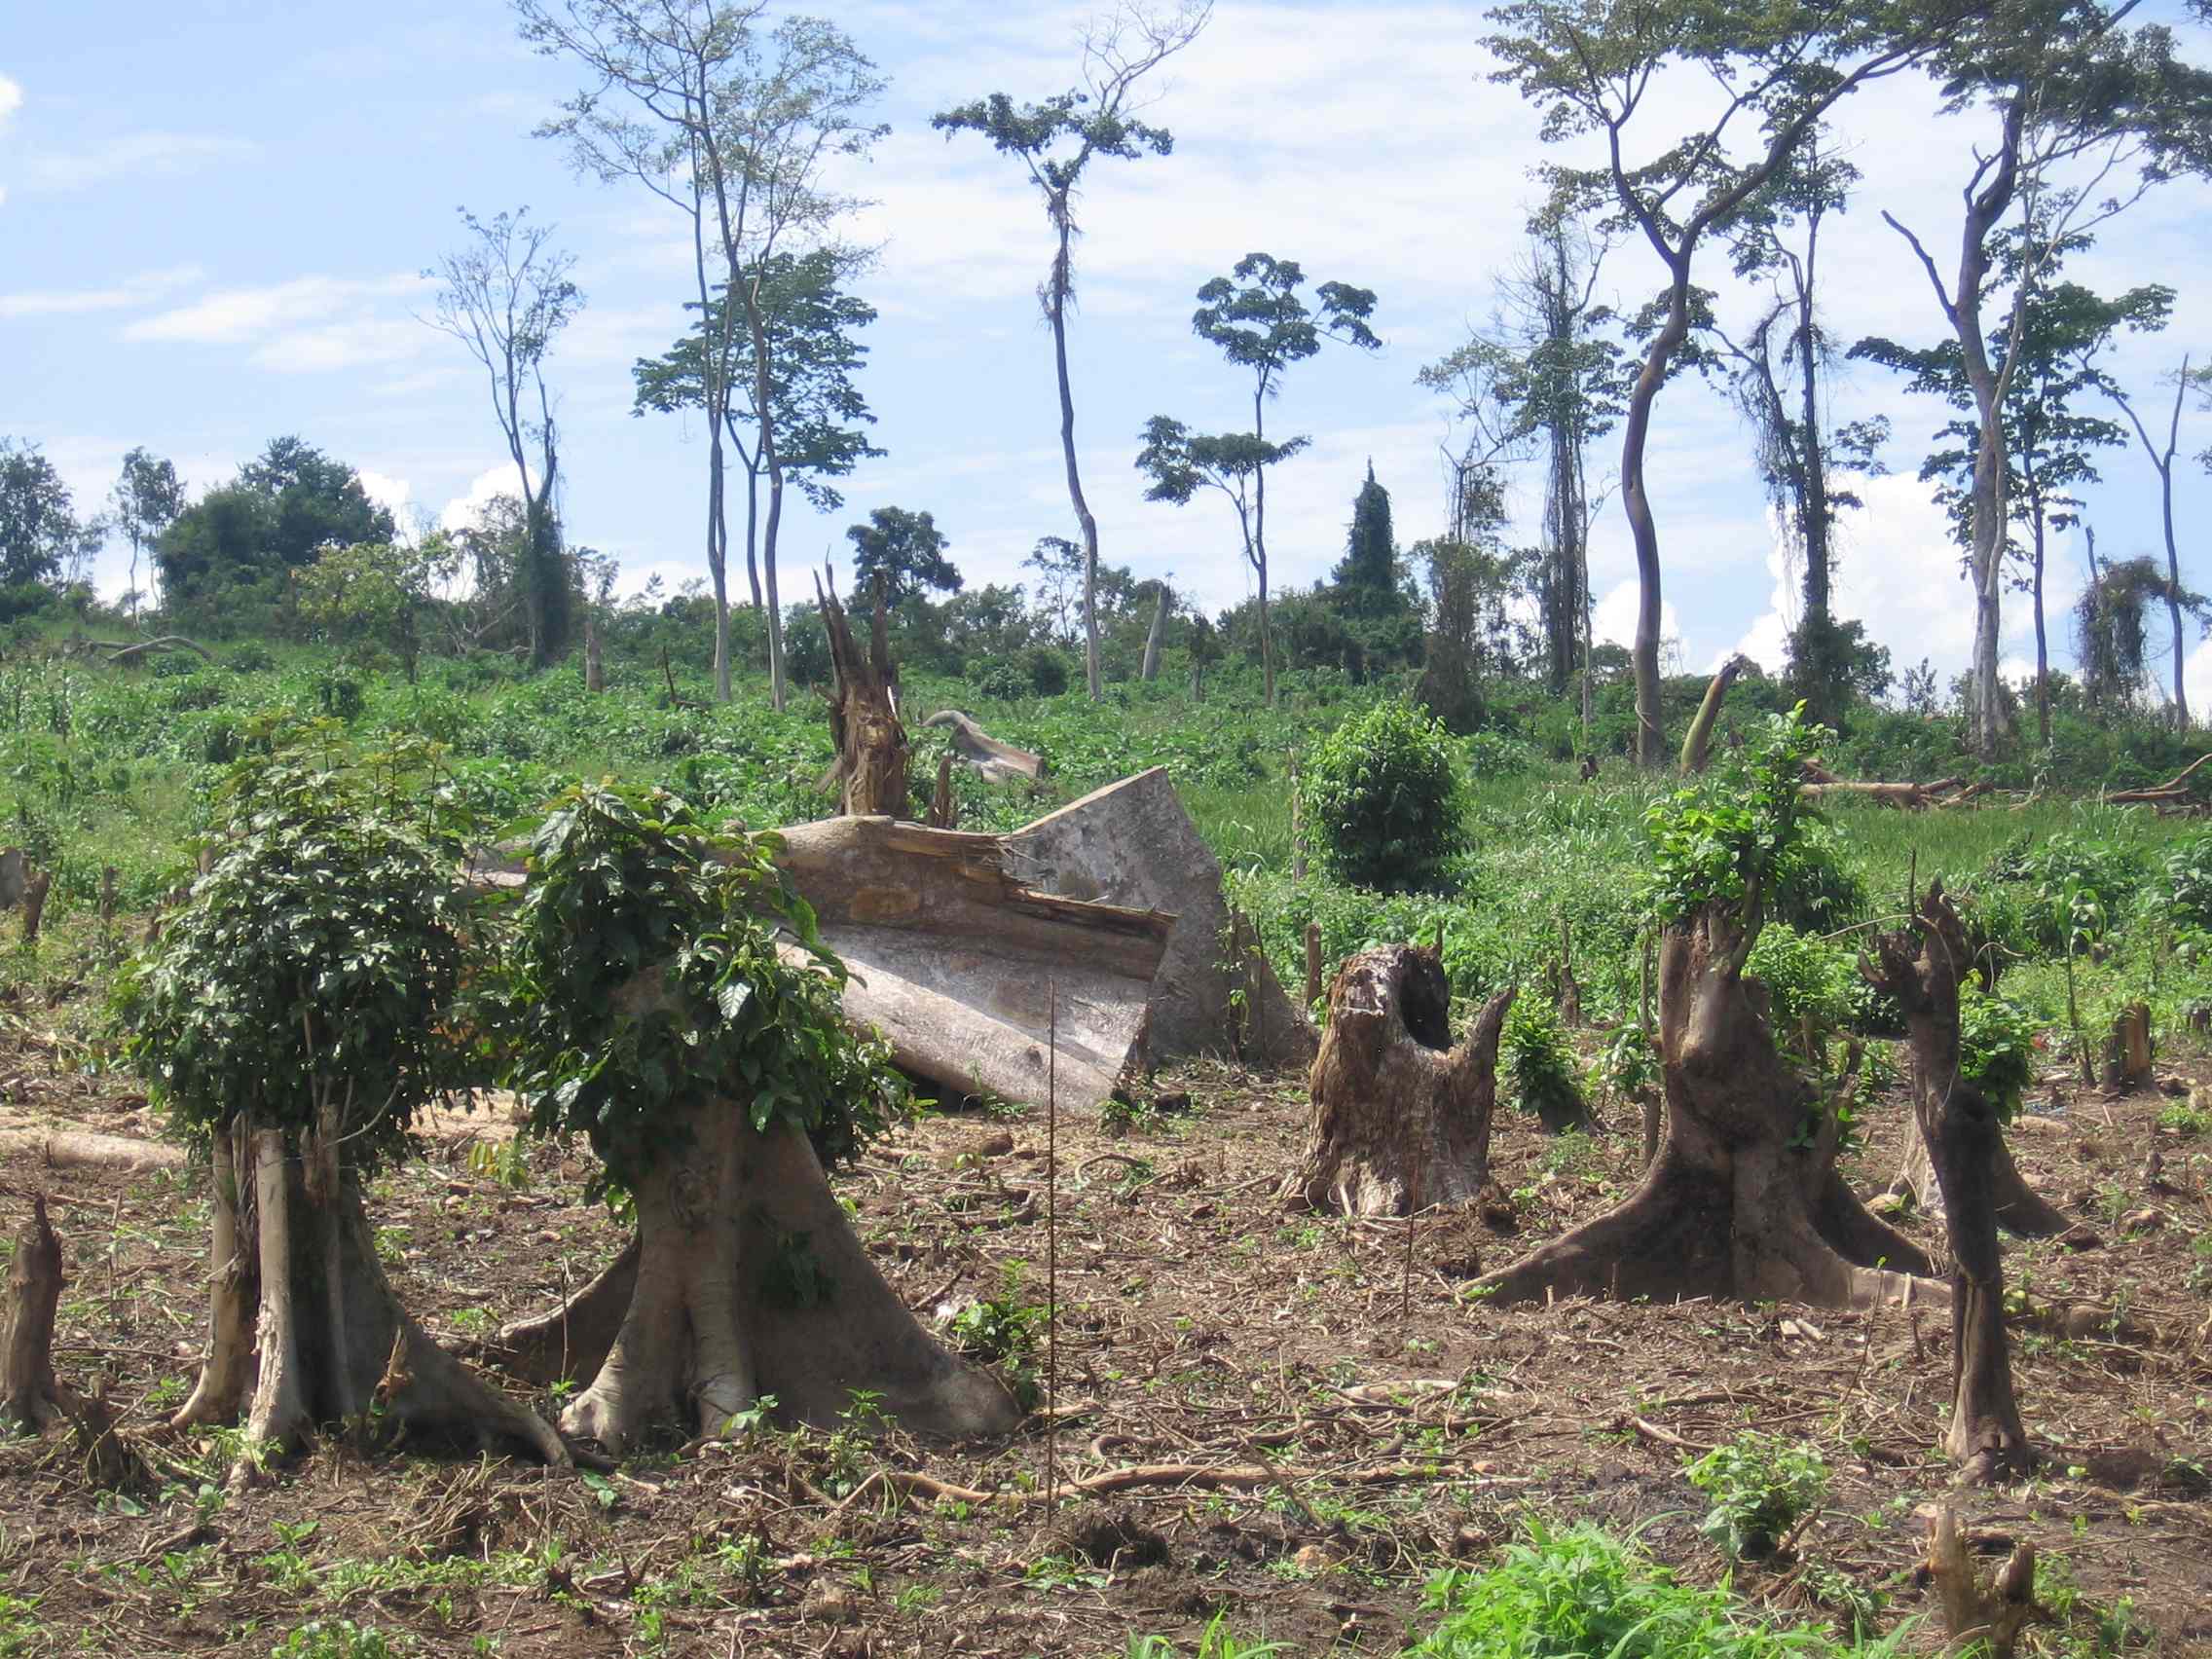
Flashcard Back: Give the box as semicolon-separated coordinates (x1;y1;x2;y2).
744;456;763;612
742;277;789;714
1969;412;2009;752
1254;386;1276;709
1621;276;1688;768
708;441;731;702
2030;493;2050;749
1047;218;1104;703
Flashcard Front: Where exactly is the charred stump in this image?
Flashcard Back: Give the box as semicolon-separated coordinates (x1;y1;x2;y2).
1282;946;1515;1217
1477;901;1932;1307
490;1107;1018;1454
1;1197;63;1433
1863;882;2034;1482
819;571;907;817
170;1118;567;1466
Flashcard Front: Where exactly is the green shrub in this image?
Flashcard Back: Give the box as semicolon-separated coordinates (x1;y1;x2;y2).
1645;707;1826;925
944;1264;1047;1410
1027;646;1072;697
1305;698;1467;892
1410;1520;1896;1657
2166;829;2212;931
228;642;276;674
1959;991;2039;1124
1682;1432;1829;1561
1502;996;1587;1131
1745;925;1858;1041
272;1620;406;1658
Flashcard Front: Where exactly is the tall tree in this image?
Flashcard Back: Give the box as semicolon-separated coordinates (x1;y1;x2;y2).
0;438;92;589
844;506;960;602
633;248;882;615
1142;252;1380;707
2100;357;2196;726
1420;219;1623;719
1330;462;1399;610
933;1;1212;702
1486;0;1980;766
1874;0;2212;755
426;206;583;670
160;439;395;605
1859;245;2166;745
520;0;886;709
110;448;185;619
1714;137;1890;726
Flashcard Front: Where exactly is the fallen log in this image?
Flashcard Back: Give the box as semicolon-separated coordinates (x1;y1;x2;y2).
774;814;1173;1112
0;1129;184;1173
2108;753;2212;805
79;636;213;665
1799;765;1972;810
925;710;1045;783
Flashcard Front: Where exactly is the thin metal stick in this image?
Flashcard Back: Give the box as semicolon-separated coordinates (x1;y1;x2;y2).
1046;977;1058;1518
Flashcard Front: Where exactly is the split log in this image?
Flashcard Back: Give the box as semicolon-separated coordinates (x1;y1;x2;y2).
818;571;907;817
1863;883;2033;1482
774;814;1173;1113
1282;947;1514;1217
1476;898;1933;1308
1799;762;1974;811
924;711;1045;783
1;1196;63;1433
1679;655;1749;775
1005;767;1315;1069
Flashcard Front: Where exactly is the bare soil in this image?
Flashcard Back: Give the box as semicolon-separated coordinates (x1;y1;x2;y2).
2;1020;2209;1657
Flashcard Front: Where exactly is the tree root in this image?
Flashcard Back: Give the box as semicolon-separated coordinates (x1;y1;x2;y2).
832;1456;1519;1511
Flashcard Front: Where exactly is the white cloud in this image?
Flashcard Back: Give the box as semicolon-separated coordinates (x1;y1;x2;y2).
356;469;416;532
1593;579;1681;656
440;465;518;534
0;73;21;128
20;131;254;193
0;264;206;321
126;274;424;346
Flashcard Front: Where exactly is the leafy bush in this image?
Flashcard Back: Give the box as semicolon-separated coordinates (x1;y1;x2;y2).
1409;1521;1896;1657
228;642;276;674
1645;707;1826;926
502;783;905;1192
1027;646;1072;697
1502;997;1585;1128
1305;698;1467;892
944;1264;1047;1410
1983;830;2148;953
1745;925;1859;1041
2166;828;2212;931
117;737;470;1171
1959;990;2040;1124
1682;1432;1829;1561
1461;729;1537;779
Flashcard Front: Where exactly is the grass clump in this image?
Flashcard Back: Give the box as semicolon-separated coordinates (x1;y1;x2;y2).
1408;1522;1900;1658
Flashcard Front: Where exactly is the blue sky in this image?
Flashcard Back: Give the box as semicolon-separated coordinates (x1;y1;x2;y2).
5;1;2211;701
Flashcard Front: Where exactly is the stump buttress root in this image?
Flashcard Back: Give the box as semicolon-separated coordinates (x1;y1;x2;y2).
1476;901;1933;1307
1282;945;1515;1217
494;1104;1018;1454
1864;882;2033;1482
171;1118;567;1464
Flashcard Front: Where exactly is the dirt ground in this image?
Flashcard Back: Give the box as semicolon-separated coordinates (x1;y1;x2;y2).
2;1014;2209;1658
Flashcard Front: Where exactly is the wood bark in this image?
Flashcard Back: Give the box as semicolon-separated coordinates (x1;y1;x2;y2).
173;1124;253;1428
1887;1125;2075;1241
1283;947;1515;1218
20;871;49;944
1863;882;2033;1481
2102;1003;2153;1091
178;1120;566;1465
1679;655;1747;775
1928;1506;2041;1656
1140;584;1168;682
1477;900;1932;1307
0;849;22;911
1;1196;62;1433
493;1107;1019;1454
583;616;605;692
818;573;907;818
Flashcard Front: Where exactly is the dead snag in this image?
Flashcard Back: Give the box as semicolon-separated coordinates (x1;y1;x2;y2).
818;570;907;817
1283;946;1515;1217
1679;654;1748;775
1862;882;2033;1482
1477;899;1932;1308
1;1197;63;1433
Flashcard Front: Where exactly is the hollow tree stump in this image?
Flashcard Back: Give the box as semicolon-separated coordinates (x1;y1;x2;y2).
1282;945;1515;1217
1863;880;2033;1481
1476;899;1933;1307
1;1196;62;1433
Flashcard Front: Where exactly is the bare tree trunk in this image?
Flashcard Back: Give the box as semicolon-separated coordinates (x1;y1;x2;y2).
1253;387;1276;709
742;281;789;715
709;444;732;704
1140;584;1168;682
1;1196;62;1433
243;1127;306;1451
1283;949;1514;1218
174;1123;254;1428
498;1109;1018;1455
1478;901;1932;1306
583;617;605;693
1680;656;1746;775
1864;884;2033;1482
2031;496;2050;750
1048;222;1104;704
1621;283;1686;768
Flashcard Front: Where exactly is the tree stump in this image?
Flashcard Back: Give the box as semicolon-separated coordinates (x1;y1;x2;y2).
1928;1506;2040;1657
1476;900;1932;1307
19;870;50;944
1863;881;2033;1482
819;572;907;817
1;1197;62;1433
583;616;605;692
489;1109;1018;1453
1282;946;1515;1217
2102;1002;2153;1091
